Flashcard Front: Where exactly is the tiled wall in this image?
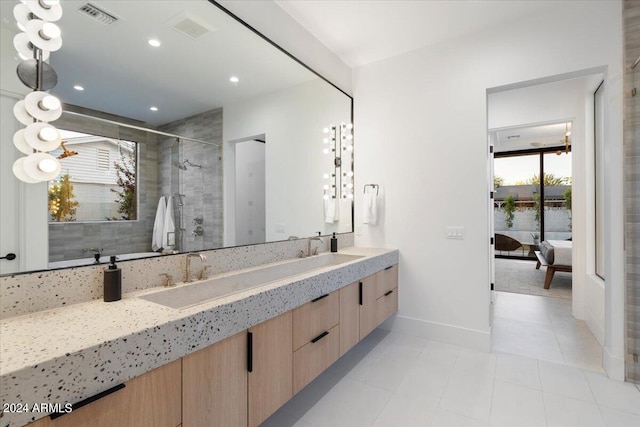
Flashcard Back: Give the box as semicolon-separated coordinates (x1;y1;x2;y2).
624;0;640;383
158;108;224;252
49;109;160;262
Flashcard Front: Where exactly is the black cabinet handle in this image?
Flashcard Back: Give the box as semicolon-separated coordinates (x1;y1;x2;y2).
311;294;329;303
247;332;253;373
50;383;125;420
384;265;393;271
311;331;329;344
0;253;16;261
359;282;363;306
384;290;394;297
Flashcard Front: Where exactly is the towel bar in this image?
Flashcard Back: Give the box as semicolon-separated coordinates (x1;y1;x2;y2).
364;184;379;195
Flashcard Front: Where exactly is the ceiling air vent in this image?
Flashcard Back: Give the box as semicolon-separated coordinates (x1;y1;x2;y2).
78;3;119;26
167;11;217;40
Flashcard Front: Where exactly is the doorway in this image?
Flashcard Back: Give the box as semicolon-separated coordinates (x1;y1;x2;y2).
234;139;266;245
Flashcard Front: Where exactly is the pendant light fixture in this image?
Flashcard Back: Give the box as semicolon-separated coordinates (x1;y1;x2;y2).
11;0;64;183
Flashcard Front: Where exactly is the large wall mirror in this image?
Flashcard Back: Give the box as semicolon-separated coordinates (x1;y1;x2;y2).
0;0;353;275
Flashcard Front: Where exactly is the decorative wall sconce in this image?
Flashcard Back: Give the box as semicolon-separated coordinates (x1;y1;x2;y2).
323;122;354;200
11;0;64;184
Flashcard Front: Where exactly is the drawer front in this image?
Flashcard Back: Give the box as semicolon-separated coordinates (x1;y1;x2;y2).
292;290;339;350
376;287;398;325
375;264;398;299
293;325;340;394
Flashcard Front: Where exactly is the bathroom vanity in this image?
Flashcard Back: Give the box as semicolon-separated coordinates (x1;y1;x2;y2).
0;247;398;427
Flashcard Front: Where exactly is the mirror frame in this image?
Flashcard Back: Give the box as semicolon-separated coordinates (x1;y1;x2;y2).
1;0;354;277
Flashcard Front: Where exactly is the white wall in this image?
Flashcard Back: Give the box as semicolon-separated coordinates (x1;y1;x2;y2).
223;79;352;245
216;0;352;96
487;76;605;345
353;0;623;374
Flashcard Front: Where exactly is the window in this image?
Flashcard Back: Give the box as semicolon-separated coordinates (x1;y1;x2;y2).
48;130;138;222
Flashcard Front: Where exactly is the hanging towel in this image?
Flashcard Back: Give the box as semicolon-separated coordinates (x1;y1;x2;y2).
162;196;176;249
324;197;339;223
151;196;166;252
362;192;378;225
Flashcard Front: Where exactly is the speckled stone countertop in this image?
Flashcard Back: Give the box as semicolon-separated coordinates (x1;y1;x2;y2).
0;247;398;427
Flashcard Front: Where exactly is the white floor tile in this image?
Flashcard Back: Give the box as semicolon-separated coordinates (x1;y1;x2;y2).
489;380;547;427
395;356;454;401
353;350;419;392
371;392;439;427
418;340;461;368
493;292;552;326
583;370;640;415
538;361;595;402
440;370;495;422
599;405;640;427
454;349;497;376
554;326;603;372
495;353;541;390
299;378;392;427
543;393;605;427
430;408;489;427
492;317;564;363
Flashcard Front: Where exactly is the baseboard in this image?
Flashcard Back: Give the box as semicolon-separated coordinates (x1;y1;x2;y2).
603;345;625;381
379;314;491;352
585;307;605;346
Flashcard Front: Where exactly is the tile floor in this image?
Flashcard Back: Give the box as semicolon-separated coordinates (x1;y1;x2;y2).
261;292;640;427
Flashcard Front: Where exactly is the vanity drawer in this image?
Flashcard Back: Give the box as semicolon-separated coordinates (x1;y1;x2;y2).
376;287;398;325
375;264;398;299
293;324;340;394
292;290;339;350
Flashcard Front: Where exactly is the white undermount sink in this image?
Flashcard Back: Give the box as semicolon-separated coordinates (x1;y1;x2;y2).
138;253;363;310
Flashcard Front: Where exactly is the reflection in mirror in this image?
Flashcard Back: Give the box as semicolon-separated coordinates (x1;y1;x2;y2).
49;130;138;222
0;0;353;276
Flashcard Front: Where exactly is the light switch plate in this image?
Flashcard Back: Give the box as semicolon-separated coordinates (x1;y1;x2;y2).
446;226;464;239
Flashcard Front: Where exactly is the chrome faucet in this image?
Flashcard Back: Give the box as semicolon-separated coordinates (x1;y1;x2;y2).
186;253;206;282
307;234;323;257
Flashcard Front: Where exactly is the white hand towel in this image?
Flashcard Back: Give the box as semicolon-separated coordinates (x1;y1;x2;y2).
162;196;176;249
151;196;166;252
324;198;339;223
362;192;377;225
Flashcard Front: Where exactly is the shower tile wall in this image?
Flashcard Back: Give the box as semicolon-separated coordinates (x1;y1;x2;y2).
158;108;223;252
624;0;640;383
48;109;160;261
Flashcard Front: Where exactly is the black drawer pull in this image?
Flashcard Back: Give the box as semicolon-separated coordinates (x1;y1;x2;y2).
0;253;16;261
384;290;394;297
50;383;125;420
311;331;329;344
359;282;363;305
247;332;253;373
384;265;393;271
311;294;329;303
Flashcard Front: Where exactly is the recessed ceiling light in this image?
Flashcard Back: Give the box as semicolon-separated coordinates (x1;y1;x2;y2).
73;85;84;91
148;39;161;47
229;76;239;84
150;106;158;111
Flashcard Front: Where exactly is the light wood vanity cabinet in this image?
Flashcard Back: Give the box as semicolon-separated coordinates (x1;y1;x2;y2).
248;311;293;427
27;359;182;427
340;264;399;356
182;331;247;427
26;263;397;427
292;291;340;394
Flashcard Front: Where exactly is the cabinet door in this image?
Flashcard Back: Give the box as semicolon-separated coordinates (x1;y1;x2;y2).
359;274;378;339
339;281;360;356
182;331;247;427
248;311;293;427
27;360;182;427
292;290;339;350
375;264;398;299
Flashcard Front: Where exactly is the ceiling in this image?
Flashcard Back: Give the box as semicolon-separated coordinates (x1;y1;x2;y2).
1;1;317;126
274;0;555;68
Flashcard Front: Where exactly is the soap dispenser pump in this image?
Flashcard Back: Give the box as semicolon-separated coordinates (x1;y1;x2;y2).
330;232;338;252
104;255;122;302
